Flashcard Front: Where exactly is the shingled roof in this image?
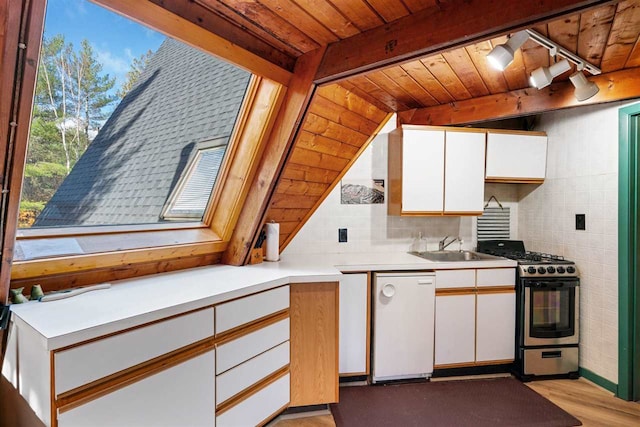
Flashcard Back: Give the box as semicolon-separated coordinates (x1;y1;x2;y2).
34;38;250;227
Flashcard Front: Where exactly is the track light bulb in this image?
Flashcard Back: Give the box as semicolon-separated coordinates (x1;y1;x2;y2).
570;71;599;101
487;31;529;71
529;59;571;89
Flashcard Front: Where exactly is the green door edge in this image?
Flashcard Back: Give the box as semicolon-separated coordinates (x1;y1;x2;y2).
618;102;640;401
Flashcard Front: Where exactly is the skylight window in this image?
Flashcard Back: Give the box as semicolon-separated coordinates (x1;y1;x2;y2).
162;140;226;220
18;0;250;229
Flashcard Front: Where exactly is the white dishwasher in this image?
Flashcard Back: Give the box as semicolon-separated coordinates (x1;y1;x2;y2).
372;272;435;383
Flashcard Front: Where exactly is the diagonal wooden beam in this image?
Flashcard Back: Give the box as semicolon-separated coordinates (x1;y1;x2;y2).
222;47;326;266
315;0;619;84
148;0;295;72
91;0;292;85
397;67;640;126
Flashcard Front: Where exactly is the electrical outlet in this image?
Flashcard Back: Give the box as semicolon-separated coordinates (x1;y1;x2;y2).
576;214;586;230
338;228;348;243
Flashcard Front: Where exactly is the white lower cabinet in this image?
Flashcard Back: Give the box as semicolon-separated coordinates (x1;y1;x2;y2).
339;273;368;375
434;294;476;366
57;350;216;427
476;292;516;362
216;373;290;427
434;267;516;368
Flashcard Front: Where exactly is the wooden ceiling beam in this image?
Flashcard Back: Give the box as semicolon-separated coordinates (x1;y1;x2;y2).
398;67;640;126
91;0;292;84
148;0;295;72
222;47;326;266
315;0;619;84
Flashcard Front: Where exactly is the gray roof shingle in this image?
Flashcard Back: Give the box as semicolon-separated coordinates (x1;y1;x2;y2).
34;38;250;227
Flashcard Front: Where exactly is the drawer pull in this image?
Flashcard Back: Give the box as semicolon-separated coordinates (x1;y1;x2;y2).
541;351;562;359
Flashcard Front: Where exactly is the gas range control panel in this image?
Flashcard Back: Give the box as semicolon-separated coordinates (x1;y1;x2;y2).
519;264;578;278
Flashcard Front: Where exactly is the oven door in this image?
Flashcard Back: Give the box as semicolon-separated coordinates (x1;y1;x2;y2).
524;279;579;346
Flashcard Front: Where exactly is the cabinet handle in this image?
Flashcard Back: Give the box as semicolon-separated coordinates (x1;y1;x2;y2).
382;284;396;297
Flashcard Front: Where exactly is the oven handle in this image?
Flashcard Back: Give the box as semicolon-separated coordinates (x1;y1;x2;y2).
526;280;579;289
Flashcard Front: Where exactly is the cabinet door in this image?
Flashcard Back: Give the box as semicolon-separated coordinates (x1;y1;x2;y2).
339;273;368;375
434;294;475;366
486;132;547;181
444;131;486;214
402;129;445;213
57;350;215;427
476;292;516;362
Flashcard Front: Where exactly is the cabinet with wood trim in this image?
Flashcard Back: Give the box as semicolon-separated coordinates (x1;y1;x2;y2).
434;268;516;369
388;125;486;216
485;130;548;183
5;285;298;427
57;350;216;427
290;282;339;407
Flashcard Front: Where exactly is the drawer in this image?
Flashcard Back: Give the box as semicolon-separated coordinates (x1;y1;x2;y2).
476;268;515;288
216;317;289;374
435;269;475;289
216;341;289;406
54;308;214;396
216;373;290;427
216;286;289;334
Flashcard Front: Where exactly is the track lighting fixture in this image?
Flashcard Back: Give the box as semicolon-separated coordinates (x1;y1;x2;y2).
569;71;599;101
486;29;602;101
529;59;571;89
487;31;529;71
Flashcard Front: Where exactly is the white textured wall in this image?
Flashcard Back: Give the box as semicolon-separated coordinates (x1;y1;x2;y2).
519;100;638;383
284;116;519;255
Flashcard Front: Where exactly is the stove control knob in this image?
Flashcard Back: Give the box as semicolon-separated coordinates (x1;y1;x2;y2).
557;266;566;274
547;266;556;274
537;267;546;274
527;266;536;274
567;266;576;274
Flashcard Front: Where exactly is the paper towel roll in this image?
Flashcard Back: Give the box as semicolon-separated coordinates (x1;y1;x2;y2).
265;222;280;262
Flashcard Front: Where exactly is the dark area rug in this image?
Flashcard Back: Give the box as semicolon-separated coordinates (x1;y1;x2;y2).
330;377;582;427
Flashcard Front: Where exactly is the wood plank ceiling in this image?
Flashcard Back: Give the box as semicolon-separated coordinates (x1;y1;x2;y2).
343;0;640;115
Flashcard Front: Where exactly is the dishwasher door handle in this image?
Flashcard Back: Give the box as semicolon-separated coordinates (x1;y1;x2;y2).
382;284;396;297
418;279;434;285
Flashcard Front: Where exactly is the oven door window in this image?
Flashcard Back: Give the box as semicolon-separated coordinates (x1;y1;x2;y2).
530;287;575;338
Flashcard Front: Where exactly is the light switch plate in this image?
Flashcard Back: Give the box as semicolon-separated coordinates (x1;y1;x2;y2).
338;228;347;242
576;214;586;230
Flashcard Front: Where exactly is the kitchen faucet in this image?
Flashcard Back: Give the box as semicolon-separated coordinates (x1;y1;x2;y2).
439;236;461;251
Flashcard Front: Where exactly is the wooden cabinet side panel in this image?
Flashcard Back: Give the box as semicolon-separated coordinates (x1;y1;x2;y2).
387;129;403;216
289;282;339;406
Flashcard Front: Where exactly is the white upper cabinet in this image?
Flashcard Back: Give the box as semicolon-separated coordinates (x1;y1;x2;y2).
444;131;486;214
400;128;445;213
388;126;485;216
485;131;547;182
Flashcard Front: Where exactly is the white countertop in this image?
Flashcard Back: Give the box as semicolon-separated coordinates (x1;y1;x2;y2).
9;251;516;350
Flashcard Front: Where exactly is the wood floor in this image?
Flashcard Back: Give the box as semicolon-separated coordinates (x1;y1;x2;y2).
271;378;640;427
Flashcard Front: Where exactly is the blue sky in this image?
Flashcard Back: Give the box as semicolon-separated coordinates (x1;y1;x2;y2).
44;0;166;89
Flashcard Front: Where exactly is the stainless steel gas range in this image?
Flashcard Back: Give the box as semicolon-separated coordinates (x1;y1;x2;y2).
477;240;580;381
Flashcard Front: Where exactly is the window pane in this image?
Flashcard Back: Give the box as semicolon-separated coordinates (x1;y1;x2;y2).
19;0;250;229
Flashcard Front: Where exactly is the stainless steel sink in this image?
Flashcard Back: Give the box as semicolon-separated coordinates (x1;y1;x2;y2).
408;250;503;262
